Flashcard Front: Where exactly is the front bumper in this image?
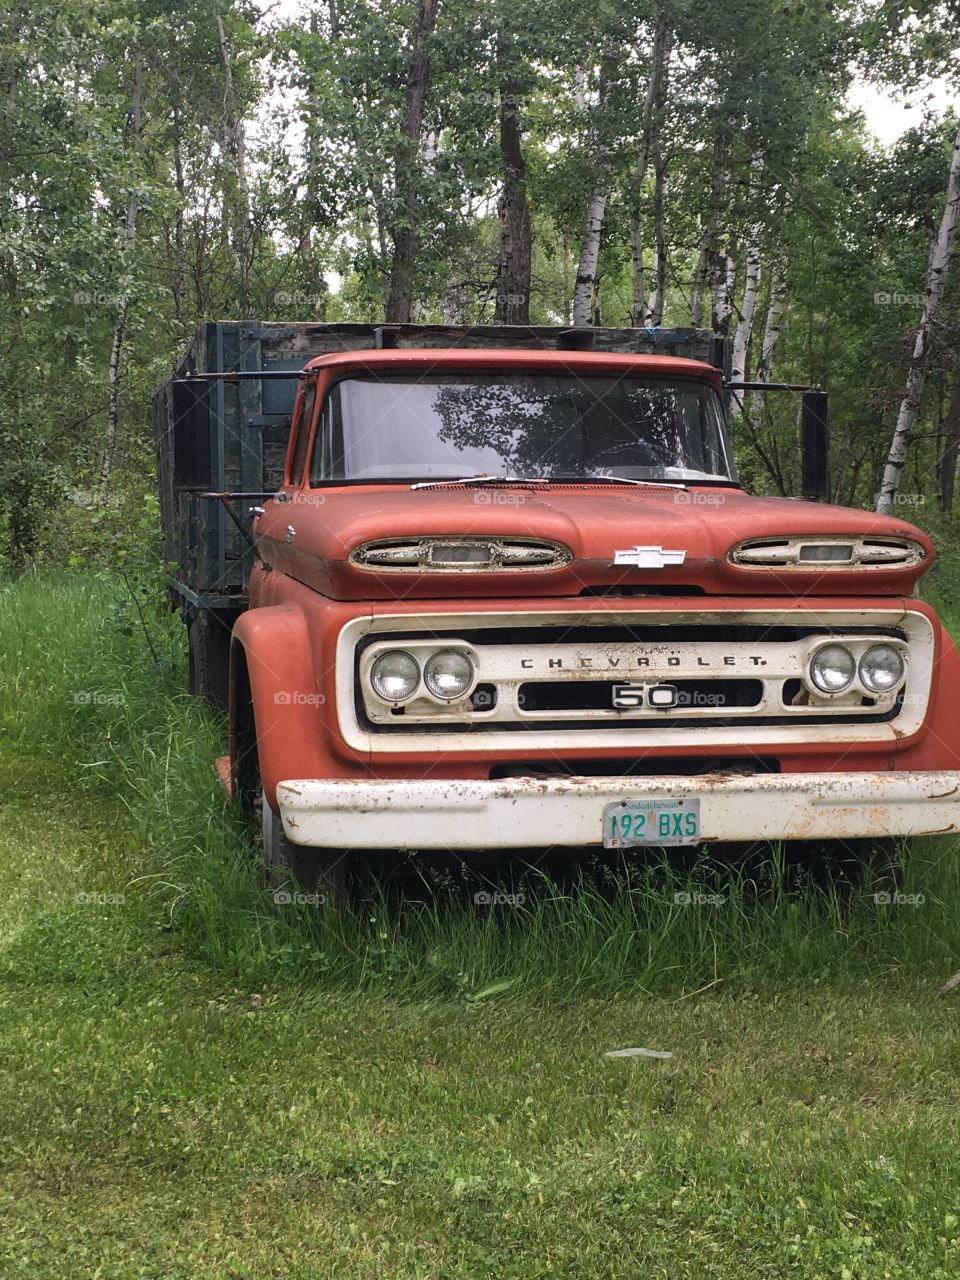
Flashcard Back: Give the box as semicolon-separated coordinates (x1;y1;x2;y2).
276;771;960;849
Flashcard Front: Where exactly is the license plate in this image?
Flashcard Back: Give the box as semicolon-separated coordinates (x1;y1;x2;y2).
603;799;701;848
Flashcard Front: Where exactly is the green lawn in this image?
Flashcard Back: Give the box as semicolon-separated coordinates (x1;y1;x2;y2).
3;576;960;1277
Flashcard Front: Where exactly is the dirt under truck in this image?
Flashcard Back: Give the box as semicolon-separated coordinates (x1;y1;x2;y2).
153;321;960;896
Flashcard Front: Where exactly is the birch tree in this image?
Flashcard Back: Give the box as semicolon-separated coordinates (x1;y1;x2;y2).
385;0;441;323
494;28;532;325
691;136;730;327
216;13;254;318
743;268;788;489
99;47;143;509
876;121;960;514
630;11;672;326
732;241;761;381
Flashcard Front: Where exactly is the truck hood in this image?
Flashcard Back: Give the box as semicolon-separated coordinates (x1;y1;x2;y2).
255;483;933;600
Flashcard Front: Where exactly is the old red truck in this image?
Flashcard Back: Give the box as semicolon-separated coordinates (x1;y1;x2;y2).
154;322;960;895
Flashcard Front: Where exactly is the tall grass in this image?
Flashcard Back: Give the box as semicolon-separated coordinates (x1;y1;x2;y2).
3;571;960;998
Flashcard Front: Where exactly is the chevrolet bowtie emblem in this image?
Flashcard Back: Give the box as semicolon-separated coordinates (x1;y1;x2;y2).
612;545;687;568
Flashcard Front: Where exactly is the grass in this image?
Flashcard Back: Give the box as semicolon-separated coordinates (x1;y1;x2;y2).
3;571;960;1276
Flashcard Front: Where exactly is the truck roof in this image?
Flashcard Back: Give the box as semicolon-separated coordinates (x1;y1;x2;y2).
301;347;724;391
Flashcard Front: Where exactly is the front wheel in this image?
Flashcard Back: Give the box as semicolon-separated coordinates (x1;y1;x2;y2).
261;791;348;911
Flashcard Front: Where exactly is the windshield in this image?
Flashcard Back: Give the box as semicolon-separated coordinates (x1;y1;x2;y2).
309;372;736;485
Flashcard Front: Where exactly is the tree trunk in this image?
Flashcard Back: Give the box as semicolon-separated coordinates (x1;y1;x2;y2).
730;241;762;410
573;193;607;326
747;268;787;442
172;108;186;321
99;48;142;509
877;122;960;514
644;144;668;325
691;134;729;327
937;370;960;513
216;14;254;318
494;59;531;325
629;14;671;327
711;243;737;337
572;51;619;328
385;0;440;323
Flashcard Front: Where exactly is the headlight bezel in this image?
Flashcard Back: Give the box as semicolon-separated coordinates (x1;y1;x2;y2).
803;637;908;700
362;639;479;707
368;649;422;704
423;648;476;701
858;643;906;694
807;643;858;695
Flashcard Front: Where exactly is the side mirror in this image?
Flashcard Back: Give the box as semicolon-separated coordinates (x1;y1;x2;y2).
801;390;829;501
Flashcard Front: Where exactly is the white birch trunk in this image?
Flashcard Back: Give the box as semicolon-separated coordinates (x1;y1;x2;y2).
712;247;737;336
747;269;787;437
692;137;729;327
630;15;671;326
573;193;607;326
732;244;761;378
216;13;253;315
630;224;645;327
644;156;668;325
730;241;762;411
99;49;142;509
572;58;604;327
876;122;960;514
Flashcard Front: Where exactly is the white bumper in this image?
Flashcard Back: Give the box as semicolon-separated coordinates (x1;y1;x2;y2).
276;771;960;849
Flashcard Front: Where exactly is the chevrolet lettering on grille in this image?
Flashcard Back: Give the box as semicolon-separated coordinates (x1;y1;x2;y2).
517;652;768;672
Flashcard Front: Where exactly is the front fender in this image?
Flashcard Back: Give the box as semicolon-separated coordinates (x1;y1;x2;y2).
230;604;327;809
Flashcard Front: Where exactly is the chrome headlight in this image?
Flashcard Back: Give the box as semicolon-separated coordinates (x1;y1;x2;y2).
859;644;905;693
369;649;420;702
423;649;475;701
808;644;856;694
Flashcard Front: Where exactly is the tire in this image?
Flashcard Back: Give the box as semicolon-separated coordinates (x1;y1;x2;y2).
261;790;348;912
187;614;232;708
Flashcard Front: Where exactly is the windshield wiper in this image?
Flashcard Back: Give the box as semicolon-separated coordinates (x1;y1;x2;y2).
410;472;693;492
540;472;690;491
410;474;553;491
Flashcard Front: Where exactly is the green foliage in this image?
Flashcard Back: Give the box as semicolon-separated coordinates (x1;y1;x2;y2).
4;0;960;567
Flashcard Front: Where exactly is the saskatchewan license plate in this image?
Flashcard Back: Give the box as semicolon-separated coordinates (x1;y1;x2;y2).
603;799;701;848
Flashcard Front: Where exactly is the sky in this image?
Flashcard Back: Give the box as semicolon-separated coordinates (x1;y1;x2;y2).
848;76;956;146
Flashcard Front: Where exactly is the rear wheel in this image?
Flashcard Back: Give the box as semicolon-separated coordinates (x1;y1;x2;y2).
187;613;231;708
260;791;349;911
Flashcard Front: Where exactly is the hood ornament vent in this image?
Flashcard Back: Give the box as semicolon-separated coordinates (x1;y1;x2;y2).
351;537;571;572
731;535;925;569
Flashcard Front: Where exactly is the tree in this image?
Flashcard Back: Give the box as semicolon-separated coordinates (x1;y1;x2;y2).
385;0;441;322
876;121;960;514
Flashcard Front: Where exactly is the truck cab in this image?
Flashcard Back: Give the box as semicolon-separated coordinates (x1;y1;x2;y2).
210;337;960;890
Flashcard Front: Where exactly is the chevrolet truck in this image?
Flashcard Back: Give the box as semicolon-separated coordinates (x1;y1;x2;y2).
153;322;960;896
